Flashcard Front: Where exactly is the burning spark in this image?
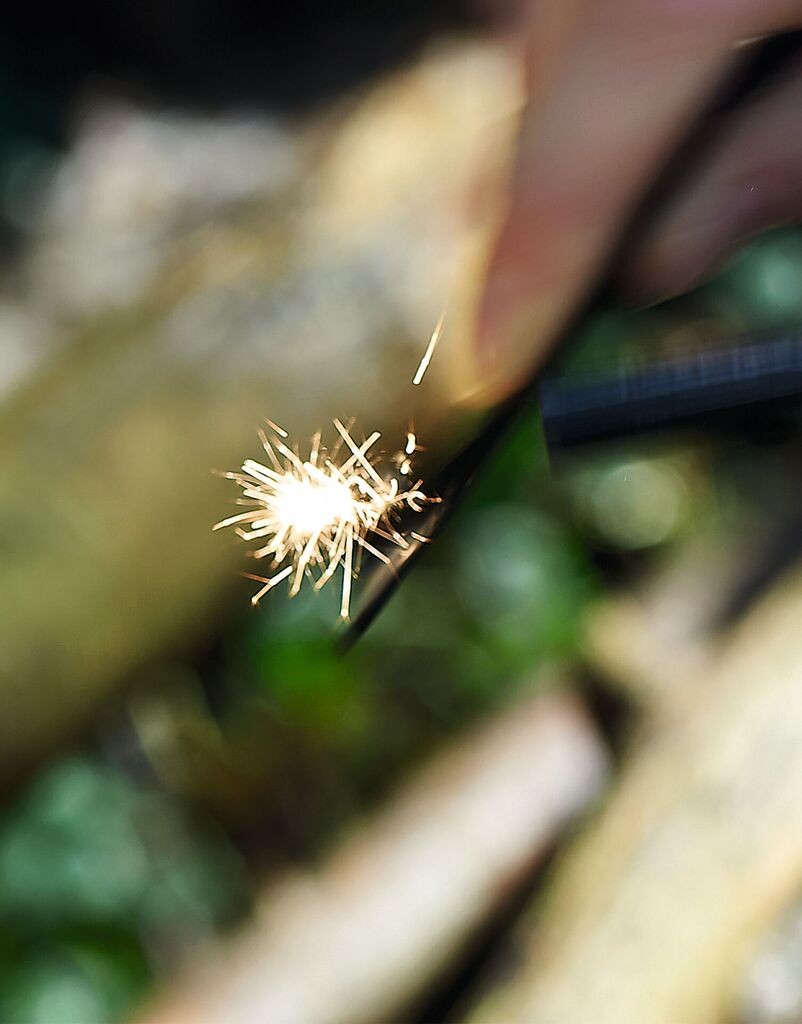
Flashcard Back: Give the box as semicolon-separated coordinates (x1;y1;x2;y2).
397;430;421;476
215;420;434;619
412;309;445;385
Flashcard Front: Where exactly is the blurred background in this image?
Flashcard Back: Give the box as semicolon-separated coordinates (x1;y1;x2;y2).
2;3;802;1023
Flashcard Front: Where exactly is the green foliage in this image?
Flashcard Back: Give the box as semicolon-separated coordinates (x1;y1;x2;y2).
0;758;246;1023
711;229;802;327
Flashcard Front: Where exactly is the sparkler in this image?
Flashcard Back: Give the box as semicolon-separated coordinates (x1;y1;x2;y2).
214;419;434;620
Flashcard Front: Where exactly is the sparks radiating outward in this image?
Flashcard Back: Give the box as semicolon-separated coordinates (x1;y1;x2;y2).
214;419;434;619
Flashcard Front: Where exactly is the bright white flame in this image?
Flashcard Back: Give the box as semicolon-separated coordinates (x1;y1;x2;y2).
272;474;357;539
215;420;433;619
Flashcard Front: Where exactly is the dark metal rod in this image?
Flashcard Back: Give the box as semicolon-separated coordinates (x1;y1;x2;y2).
539;329;802;451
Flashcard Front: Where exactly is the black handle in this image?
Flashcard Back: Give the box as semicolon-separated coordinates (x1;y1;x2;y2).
540;330;802;451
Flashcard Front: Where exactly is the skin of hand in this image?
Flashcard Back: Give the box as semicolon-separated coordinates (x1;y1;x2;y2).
475;0;802;402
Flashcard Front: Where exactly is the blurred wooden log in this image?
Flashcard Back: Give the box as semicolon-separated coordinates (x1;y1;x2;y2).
135;688;608;1024
0;41;516;782
736;895;802;1023
583;521;759;709
471;565;802;1024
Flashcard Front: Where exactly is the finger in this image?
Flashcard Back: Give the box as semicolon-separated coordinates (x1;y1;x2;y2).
475;0;802;402
667;0;802;37
624;56;802;300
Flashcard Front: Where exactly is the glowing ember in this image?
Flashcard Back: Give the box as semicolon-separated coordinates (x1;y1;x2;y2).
412;309;445;385
215;419;433;619
395;430;420;477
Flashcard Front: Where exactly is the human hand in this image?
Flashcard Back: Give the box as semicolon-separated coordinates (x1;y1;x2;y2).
476;0;802;400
